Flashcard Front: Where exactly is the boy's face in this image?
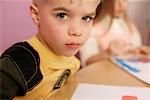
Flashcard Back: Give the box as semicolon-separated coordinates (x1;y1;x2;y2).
31;0;100;56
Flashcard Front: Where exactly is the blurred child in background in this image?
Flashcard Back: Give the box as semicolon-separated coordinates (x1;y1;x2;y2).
80;0;149;66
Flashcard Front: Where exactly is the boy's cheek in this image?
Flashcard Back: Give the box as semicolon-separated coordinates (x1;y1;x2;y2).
82;33;90;45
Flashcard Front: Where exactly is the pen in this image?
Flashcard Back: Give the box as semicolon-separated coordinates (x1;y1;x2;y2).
115;58;140;73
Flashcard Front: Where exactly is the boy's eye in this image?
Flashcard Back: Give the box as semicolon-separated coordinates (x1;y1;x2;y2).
56;13;68;20
82;16;93;23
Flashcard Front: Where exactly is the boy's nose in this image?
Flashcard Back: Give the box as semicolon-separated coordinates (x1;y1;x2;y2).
68;22;82;37
68;30;82;37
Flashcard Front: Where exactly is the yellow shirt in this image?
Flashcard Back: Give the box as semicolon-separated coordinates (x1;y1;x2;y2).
14;37;80;100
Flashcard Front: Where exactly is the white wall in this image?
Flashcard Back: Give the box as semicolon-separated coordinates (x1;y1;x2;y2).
0;0;36;52
0;1;2;52
128;0;150;45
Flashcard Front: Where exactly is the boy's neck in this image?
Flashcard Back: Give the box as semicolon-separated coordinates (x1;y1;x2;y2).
36;33;53;54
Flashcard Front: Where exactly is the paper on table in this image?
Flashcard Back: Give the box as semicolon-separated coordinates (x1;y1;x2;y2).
71;83;150;100
111;57;150;84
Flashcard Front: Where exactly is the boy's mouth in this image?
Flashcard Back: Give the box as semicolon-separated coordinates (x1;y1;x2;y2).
65;42;81;49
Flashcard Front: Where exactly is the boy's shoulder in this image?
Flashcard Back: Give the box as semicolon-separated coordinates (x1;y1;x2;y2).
1;42;40;70
1;42;43;91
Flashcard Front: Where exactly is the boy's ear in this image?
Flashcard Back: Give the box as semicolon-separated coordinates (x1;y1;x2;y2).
30;4;40;26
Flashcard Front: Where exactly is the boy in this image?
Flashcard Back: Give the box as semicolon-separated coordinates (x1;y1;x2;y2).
0;0;101;99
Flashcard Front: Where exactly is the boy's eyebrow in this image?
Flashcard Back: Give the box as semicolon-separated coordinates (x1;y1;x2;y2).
52;7;96;16
86;12;96;17
52;7;71;12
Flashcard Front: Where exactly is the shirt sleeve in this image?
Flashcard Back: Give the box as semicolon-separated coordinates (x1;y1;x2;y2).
0;57;25;99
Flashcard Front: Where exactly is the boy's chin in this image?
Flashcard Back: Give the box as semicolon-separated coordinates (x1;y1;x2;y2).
54;50;79;57
62;51;78;57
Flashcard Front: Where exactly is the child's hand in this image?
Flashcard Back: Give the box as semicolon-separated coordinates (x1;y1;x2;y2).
114;45;150;60
108;39;131;56
133;45;150;55
128;45;150;59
